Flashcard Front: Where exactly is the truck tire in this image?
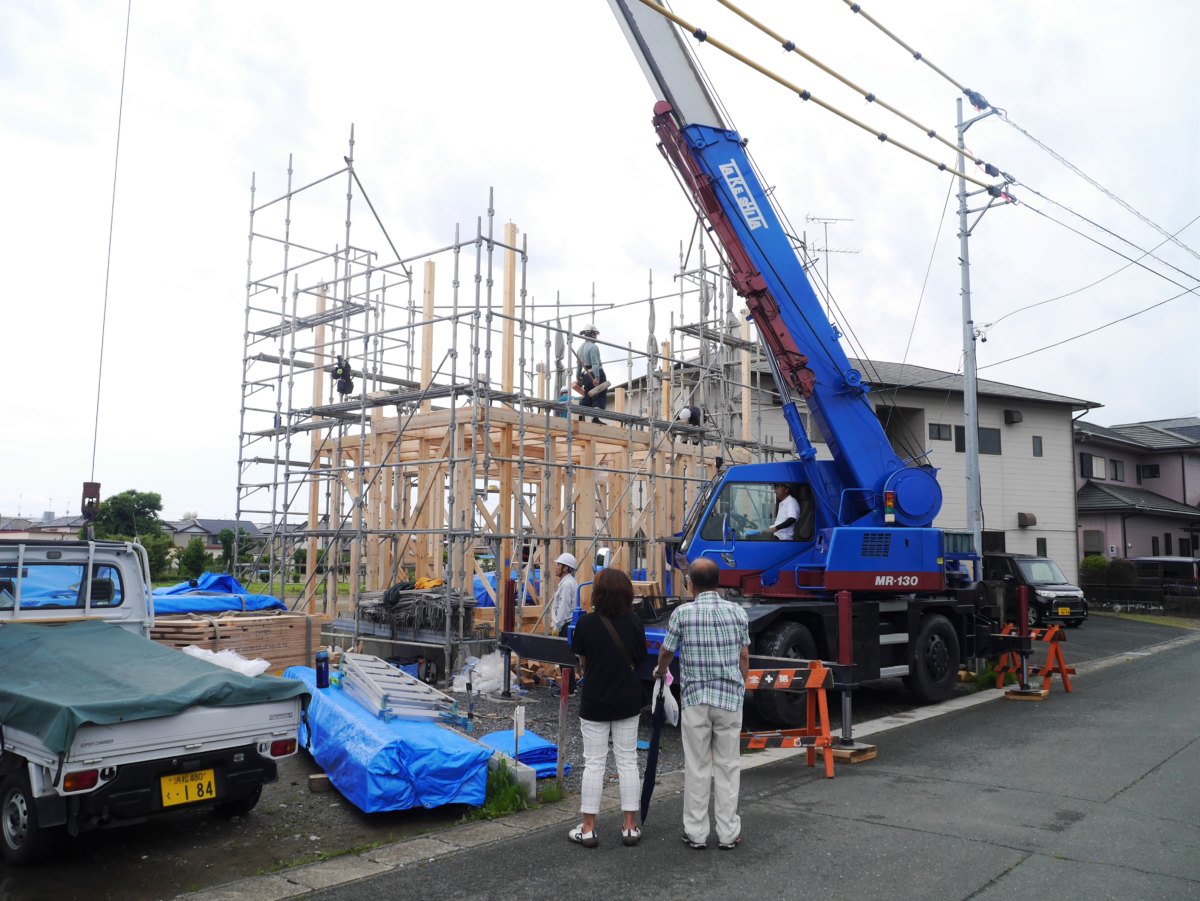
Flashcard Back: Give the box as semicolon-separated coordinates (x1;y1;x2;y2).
1;770;54;866
754;621;817;725
908;614;959;704
213;784;262;818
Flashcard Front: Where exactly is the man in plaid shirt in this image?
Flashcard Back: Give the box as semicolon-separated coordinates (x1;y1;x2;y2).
654;558;750;850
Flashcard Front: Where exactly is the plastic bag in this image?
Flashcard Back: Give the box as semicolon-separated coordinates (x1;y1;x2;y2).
181;645;271;677
651;673;679;727
451;651;511;695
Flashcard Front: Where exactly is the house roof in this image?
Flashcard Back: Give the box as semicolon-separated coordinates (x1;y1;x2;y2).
32;516;87;530
192;519;262;537
0;518;35;531
1076;420;1200;452
626;352;1098;410
1077;481;1200;521
1116;416;1200;441
852;359;1097;409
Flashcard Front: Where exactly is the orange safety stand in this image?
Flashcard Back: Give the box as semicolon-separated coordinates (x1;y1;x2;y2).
740;660;835;778
994;623;1075;693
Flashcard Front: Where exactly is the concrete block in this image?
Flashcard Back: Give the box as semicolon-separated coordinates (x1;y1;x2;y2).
438;818;520;848
364;836;458;867
179;875;309;901
286;855;392;889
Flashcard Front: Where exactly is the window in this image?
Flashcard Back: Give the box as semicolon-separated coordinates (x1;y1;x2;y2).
0;563;124;610
929;423;952;441
1079;452;1106;479
1036;537;1048;556
1032;436;1043;458
1109;459;1125;482
1137;464;1160;482
1165;533;1173;556
1082;530;1105;555
699;482;814;543
1181;538;1193;557
1152;536;1160;555
954;426;1002;455
981;531;1007;553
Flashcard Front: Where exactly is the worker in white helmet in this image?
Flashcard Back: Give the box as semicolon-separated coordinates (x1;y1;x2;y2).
551;552;579;637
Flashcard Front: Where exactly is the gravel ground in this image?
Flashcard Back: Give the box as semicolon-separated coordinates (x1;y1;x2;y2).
462;682;686;793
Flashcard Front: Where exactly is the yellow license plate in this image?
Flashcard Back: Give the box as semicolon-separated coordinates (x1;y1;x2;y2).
1058;606;1072;616
160;769;217;807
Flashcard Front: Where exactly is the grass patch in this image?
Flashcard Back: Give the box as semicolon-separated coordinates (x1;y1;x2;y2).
270;837;393;873
1091;611;1200;630
968;661;1016;692
537;783;565;804
463;760;529;822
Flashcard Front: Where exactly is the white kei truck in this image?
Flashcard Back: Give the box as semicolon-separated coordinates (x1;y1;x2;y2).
0;539;308;864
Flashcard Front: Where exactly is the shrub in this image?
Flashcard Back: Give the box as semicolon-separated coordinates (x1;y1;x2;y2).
1079;555;1109;583
465;760;528;821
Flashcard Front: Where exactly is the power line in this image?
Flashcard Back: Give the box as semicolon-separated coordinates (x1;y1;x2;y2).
1012;181;1200;286
91;0;133;483
835;0;1200;267
987;213;1200;329
978;287;1197;370
998;113;1200;263
631;0;997;189
1018;201;1199;294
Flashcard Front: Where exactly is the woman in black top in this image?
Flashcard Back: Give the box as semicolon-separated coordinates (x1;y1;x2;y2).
567;567;647;848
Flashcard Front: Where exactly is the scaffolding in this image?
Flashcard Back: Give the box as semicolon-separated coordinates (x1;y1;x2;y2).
235;131;797;673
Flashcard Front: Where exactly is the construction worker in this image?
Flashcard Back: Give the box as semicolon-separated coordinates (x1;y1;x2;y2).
551;552;579;637
576;325;608;423
676;404;703;427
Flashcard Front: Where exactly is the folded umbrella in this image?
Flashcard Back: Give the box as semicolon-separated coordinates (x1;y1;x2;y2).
639;677;668;824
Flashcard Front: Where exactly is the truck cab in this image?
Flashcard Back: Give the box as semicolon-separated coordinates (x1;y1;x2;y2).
982;553;1087;628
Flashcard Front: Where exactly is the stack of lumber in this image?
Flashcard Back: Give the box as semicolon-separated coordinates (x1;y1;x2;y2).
150;612;324;672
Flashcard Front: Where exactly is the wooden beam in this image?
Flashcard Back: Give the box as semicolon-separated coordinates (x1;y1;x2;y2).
421;260;435;413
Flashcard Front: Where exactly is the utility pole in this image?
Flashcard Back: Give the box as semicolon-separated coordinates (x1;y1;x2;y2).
956;98;984;563
956;95;1016;566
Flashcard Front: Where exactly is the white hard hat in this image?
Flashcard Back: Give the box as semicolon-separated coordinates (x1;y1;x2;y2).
676;408;689;420
580;324;598;335
555;552;577;569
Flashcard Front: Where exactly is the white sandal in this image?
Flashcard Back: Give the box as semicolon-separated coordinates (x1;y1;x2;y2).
568;824;599;848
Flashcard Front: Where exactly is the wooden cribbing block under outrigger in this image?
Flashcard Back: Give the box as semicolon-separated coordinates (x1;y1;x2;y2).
994;623;1076;699
740;660;836;778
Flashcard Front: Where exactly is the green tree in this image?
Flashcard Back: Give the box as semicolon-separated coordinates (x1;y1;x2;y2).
93;490;163;539
178;537;212;579
218;528;235;571
140;531;175;581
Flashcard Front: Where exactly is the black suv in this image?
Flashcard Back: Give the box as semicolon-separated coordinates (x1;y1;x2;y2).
982;553;1088;628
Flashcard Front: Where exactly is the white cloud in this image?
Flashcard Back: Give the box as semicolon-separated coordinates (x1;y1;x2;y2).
1;0;1196;520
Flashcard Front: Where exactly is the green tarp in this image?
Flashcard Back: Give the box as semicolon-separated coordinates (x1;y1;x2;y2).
0;620;309;755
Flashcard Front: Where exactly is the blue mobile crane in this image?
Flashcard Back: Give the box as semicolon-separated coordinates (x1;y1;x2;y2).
502;1;1006;724
606;0;997;723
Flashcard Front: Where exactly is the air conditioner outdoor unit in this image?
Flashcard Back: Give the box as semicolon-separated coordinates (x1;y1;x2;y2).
1004;409;1023;424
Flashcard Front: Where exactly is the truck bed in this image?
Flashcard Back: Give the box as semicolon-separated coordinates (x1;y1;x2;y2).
0;619;308;756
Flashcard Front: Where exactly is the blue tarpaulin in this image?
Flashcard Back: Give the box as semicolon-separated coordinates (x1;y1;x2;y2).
479;729;571;779
283;666;491;813
153;573;286;615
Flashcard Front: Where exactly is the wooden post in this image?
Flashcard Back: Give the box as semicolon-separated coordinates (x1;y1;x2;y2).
740;309;752;442
660;340;672;421
421;261;435;413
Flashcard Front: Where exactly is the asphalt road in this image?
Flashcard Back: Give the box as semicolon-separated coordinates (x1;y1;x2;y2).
0;613;1187;900
307;618;1200;900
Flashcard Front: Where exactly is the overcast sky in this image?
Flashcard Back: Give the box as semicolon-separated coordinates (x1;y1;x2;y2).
2;0;1197;522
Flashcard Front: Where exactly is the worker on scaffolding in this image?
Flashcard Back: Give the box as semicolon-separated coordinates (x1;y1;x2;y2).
551;552;579;638
575;325;609;424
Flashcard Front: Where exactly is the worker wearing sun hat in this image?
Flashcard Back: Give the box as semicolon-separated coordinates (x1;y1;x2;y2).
551;552;579;637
